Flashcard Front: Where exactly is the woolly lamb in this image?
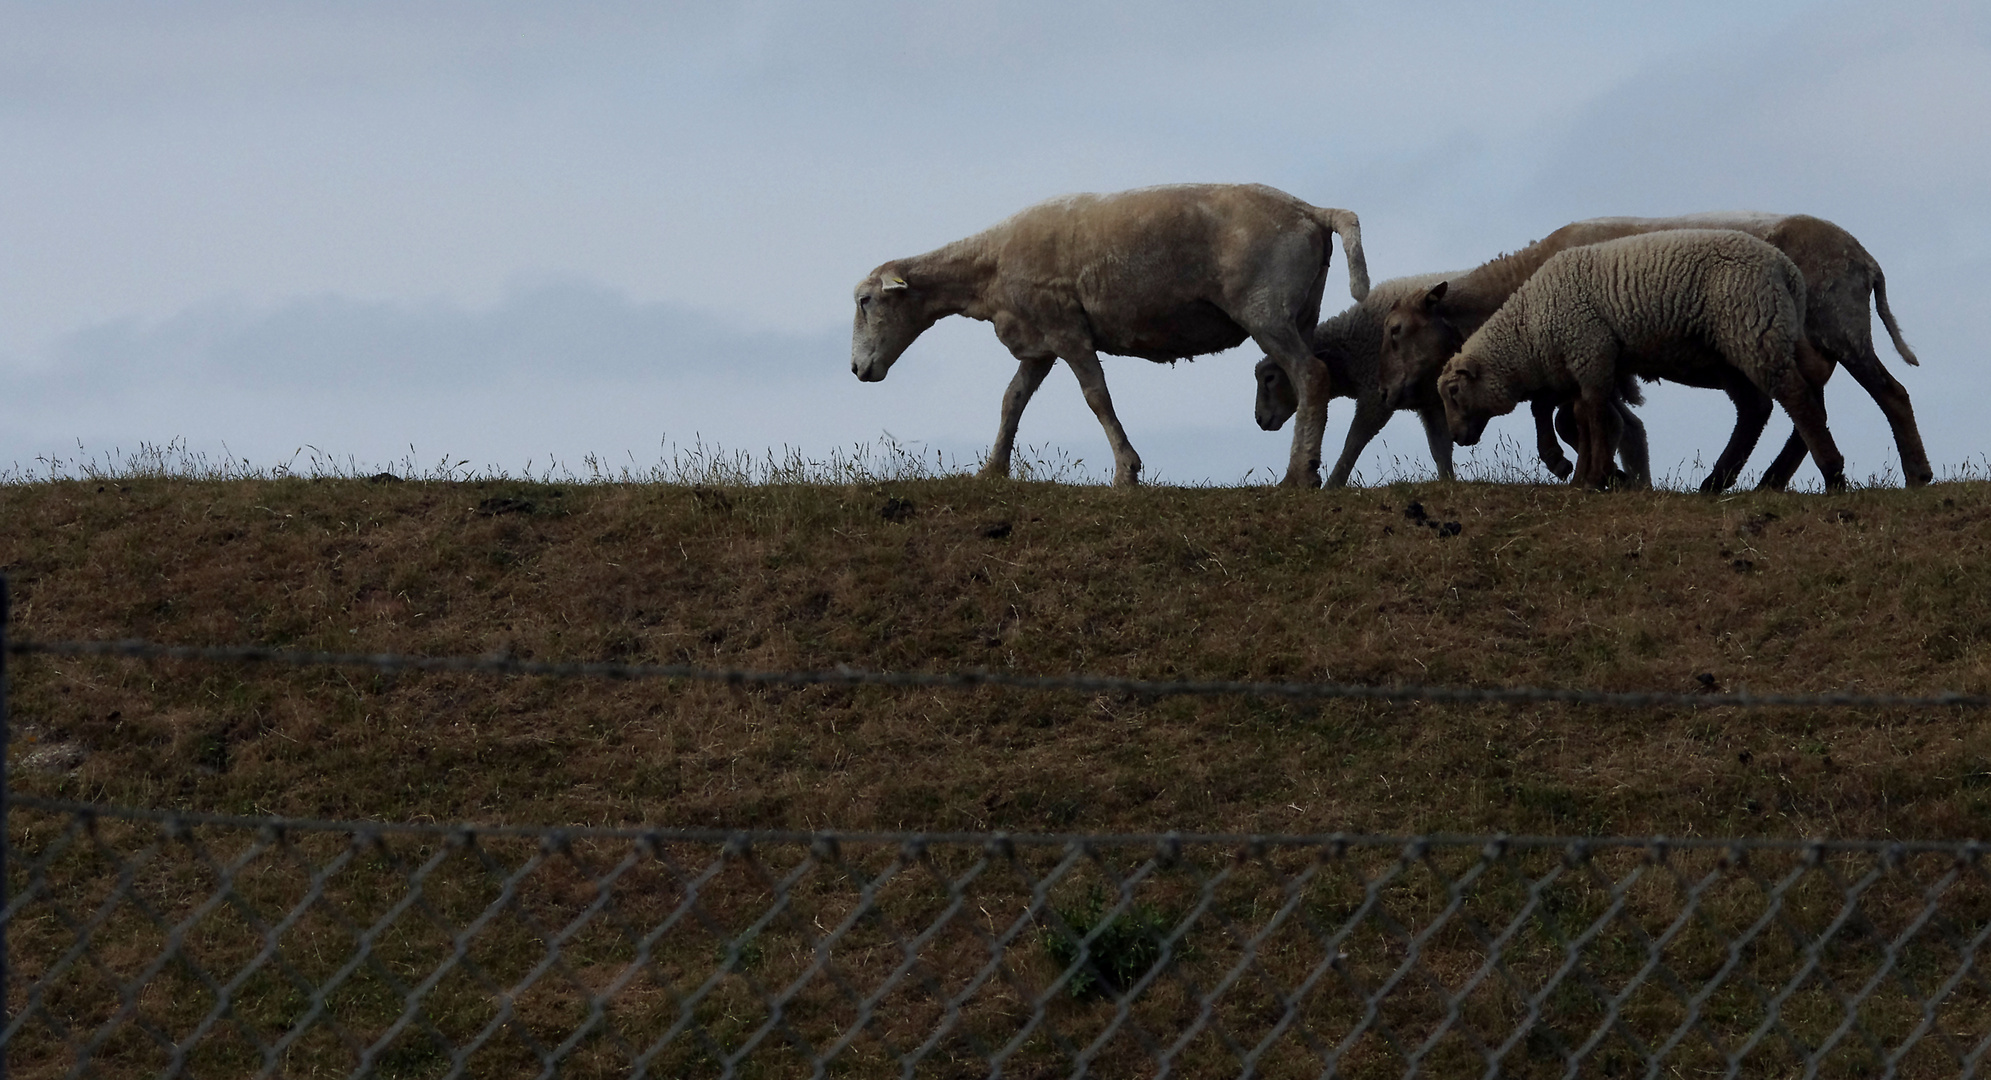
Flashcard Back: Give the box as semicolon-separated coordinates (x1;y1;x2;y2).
1253;275;1648;487
1382;212;1926;492
1251;273;1456;486
1437;230;1844;491
851;184;1367;487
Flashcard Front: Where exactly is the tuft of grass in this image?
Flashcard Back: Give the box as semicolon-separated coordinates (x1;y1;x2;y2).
0;434;1106;488
1040;886;1176;999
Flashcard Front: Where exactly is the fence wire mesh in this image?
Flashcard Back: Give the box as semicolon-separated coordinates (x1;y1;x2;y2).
6;798;1990;1079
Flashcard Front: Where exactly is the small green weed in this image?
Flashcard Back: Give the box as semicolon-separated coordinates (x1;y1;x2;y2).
1040;887;1176;999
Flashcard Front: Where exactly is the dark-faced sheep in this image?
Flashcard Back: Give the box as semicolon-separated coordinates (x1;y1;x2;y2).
1380;212;1926;492
851;183;1367;487
1437;230;1845;492
1252;274;1649;487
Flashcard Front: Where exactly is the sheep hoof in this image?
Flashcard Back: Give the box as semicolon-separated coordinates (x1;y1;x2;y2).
1113;463;1142;487
975;462;1011;481
1546;458;1573;481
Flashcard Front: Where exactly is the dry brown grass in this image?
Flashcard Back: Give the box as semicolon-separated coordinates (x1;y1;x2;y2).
5;474;1991;842
10;472;1991;1077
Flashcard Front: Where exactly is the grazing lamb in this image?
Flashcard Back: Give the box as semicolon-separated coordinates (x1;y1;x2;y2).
1252;274;1649;487
851;183;1368;487
1379;212;1927;492
1436;230;1845;492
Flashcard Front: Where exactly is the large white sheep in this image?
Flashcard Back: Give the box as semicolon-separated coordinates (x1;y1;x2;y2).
1252;274;1649;487
1380;212;1926;492
1436;230;1845;491
851;184;1367;487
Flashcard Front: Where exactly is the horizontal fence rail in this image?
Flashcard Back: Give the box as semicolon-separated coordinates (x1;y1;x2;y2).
10;636;1991;711
5;799;1991;1079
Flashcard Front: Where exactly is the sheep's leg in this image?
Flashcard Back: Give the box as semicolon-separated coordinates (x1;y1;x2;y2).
1556;403;1630;487
1532;400;1574;479
1611;398;1651;488
1758;346;1836;489
1572;391;1620;491
1774;340;1846;491
979;354;1056;480
1061;349;1143;486
1415;404;1456;481
1325;391;1391;488
1596;397;1630;488
1778;391;1846;490
1698;382;1774;494
1824;340;1932;486
1756;432;1810;491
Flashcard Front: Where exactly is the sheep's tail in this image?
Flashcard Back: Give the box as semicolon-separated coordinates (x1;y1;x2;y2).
1315;207;1370;302
1872;267;1920;367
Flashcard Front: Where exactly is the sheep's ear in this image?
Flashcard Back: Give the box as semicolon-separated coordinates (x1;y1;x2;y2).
1423;281;1448;308
882;274;910;291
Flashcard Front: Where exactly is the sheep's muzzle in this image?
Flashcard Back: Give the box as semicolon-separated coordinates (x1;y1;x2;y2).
1449;414;1490;447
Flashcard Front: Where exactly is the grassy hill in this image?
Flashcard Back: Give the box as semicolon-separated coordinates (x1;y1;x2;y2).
5;473;1991;841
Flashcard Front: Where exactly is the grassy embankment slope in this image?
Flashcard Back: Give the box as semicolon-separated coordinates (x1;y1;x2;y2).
5;475;1989;840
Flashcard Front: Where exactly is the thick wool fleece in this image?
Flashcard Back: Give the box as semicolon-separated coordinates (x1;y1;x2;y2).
1449;229;1809;418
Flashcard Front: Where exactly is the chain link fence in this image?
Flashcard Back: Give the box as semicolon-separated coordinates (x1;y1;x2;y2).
8;592;1991;1077
5;797;1990;1078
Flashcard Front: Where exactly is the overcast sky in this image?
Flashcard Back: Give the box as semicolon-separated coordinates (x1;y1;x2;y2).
2;1;1986;485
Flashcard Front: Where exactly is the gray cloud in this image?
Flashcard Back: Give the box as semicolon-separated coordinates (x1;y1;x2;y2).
1474;0;1991;485
0;2;1829;345
1513;1;1991;228
1;281;859;475
1;1;1983;486
27;281;836;393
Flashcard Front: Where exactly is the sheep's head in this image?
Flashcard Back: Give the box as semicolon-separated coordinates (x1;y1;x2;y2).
851;264;935;382
1253;356;1296;431
1436;352;1514;446
1378;281;1463;410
